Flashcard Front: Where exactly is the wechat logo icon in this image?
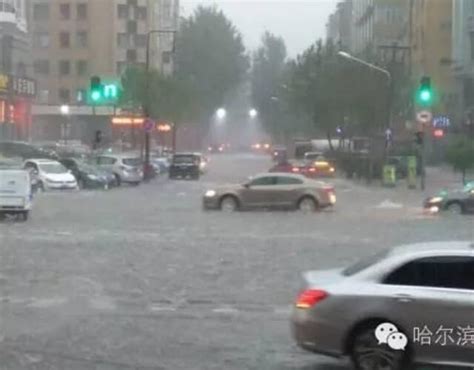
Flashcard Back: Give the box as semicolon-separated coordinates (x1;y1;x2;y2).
375;322;408;351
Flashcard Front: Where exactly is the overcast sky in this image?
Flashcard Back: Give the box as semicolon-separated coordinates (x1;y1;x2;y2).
181;0;336;58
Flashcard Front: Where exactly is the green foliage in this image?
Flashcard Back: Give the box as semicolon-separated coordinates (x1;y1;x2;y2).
250;32;287;137
120;66;197;123
446;138;474;183
174;5;249;120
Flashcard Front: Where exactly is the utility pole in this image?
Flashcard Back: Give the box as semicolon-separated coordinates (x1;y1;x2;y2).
144;29;177;181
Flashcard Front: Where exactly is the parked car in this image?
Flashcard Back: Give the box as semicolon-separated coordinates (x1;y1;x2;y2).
23;159;78;191
424;183;474;214
0;141;58;160
151;156;170;173
194;152;208;174
203;173;336;212
169;153;201;180
91;153;143;186
59;157;117;189
291;241;474;370
0;169;32;221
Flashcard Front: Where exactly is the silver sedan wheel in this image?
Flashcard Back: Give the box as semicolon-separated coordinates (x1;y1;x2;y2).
221;197;238;212
352;327;406;370
298;197;316;213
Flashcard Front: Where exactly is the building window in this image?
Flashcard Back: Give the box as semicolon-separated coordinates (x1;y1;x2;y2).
76;60;87;76
118;4;128;19
76;31;88;47
127;21;137;33
59;3;70;20
77;3;87;20
117;33;128;48
59;88;70;103
162;51;171;64
137;6;147;20
127;0;137;6
136;34;146;48
59;32;70;48
34;32;50;48
34;60;50;75
163;0;172;19
33;4;49;20
126;49;137;62
76;89;86;104
59;60;70;75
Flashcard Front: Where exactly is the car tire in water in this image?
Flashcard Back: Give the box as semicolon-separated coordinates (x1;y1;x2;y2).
220;196;238;212
350;322;409;370
298;196;318;213
446;201;463;215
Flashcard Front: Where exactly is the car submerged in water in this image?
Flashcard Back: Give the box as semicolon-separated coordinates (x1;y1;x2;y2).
423;182;474;215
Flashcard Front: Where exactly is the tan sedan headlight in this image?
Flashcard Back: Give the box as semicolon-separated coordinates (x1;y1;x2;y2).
205;190;216;197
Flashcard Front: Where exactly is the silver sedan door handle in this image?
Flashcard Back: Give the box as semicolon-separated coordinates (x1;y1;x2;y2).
394;293;413;303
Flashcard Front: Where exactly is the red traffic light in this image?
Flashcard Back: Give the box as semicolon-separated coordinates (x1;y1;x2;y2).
433;129;444;138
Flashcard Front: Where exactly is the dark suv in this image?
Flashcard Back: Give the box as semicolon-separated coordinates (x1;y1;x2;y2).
169;153;200;180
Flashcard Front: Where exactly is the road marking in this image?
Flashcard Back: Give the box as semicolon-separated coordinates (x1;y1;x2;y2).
374;199;403;209
149;304;177;312
27;297;67;308
212;306;239;314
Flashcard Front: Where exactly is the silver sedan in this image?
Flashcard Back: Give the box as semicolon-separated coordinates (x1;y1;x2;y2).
291;241;474;370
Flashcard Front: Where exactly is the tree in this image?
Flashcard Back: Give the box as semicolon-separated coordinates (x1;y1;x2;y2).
120;66;197;124
250;32;287;138
446;138;474;184
174;6;249;122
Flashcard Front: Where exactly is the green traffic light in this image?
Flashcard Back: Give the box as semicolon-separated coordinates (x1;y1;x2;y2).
91;90;101;102
419;89;432;103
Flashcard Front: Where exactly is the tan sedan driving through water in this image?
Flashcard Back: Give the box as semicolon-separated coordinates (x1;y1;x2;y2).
202;172;336;212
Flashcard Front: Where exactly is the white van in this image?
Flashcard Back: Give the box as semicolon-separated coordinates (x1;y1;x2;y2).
0;169;32;220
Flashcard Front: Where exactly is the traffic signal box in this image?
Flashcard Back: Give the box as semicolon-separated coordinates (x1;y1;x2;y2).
89;76;120;105
416;76;434;107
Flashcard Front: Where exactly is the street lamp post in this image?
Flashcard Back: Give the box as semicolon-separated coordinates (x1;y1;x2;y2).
144;29;177;181
338;51;393;184
60;104;70;145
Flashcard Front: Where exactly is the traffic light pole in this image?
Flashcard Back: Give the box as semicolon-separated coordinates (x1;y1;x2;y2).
144;29;177;181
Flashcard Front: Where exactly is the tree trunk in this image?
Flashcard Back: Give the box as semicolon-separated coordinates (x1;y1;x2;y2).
326;131;334;152
462;168;466;185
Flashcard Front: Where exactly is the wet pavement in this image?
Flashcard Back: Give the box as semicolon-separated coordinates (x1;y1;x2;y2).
0;153;473;369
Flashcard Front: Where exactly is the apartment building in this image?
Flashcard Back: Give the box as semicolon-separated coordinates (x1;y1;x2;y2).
351;0;409;55
29;0;179;106
411;0;457;118
326;0;352;51
0;0;36;140
452;0;474;125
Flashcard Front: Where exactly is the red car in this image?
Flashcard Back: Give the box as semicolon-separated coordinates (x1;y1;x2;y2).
270;160;335;178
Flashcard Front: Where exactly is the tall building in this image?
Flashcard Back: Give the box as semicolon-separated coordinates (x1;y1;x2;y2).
29;0;179;106
351;0;409;55
410;0;456;118
0;0;36;140
452;0;474;125
326;0;352;51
